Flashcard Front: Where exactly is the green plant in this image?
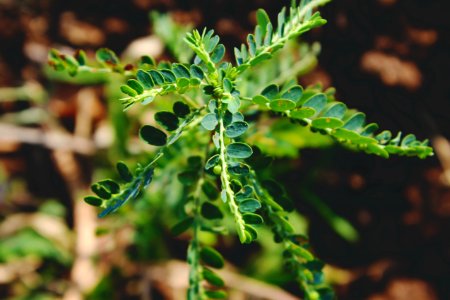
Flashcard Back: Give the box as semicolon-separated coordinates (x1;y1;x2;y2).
48;0;433;299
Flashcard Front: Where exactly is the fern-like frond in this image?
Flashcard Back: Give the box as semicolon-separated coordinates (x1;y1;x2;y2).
234;0;330;74
252;84;433;159
119;62;205;109
184;29;227;77
85;107;203;217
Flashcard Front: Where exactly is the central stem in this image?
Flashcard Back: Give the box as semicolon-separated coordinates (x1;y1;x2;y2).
218;110;247;243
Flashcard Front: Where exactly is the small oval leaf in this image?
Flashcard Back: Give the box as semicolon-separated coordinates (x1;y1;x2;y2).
211;44;226;63
155;111;179;131
136;70;154;88
311;117;344;129
127;79;144;95
120;85;138;97
242;213;264;224
201;202;223;219
116;161;133;182
226;143;253;159
84;196;103;207
200;246;225;269
270;99;296;112
225;121;248;138
239;199;261;213
139;125;167;146
201;113;218;131
97;179;120;194
173;101;190;118
203;268;224;287
205;154;220;170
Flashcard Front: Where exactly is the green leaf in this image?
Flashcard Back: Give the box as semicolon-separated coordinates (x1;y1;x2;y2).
230;179;243;193
97;179;120;194
141;96;154;105
361;123;379;136
171;217;194;236
145;71;162;86
239;199;261;213
201;202;223;219
74;49;87;66
201;113;218;131
332;128;361;141
226;143;253;159
176;78;189;89
136;70;154;88
204;290;227;299
91;183;111;200
116;161;133;182
120;85;138;97
226;97;241;114
311;117;344;129
244;224;258;240
302;93;327;112
61;55;79;76
228;163;250;175
270;99;296;112
236;185;254;200
249;52;272;66
366;143;389;158
281;86;303;102
289;244;314;261
206;35;220;53
190;65;204;79
290;107;316;119
256;9;271;37
277;7;286;36
223;78;232;93
202;181;219;200
205;154;220;170
139;125;167;146
155;111;179;131
173;101;190;118
178;171;199;186
261;84;279;100
247;34;256;56
160;69;176;83
127;79;144;95
140;55;155;66
389;132;402;146
96;48;119;66
200;246;225;269
203;268;224;287
225;121;248;138
172;63;191;78
401;134;416;147
264;22;273;46
136;70;155;89
84;196;103;207
322;103;346;119
343;112;366;131
242;213;263;224
232;112;244;123
211;44;226;63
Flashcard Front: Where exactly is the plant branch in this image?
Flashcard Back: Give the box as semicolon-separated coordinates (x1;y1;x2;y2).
218;114;247;243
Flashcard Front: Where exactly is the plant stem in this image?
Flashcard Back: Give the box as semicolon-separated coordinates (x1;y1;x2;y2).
187;176;204;299
218;112;247;243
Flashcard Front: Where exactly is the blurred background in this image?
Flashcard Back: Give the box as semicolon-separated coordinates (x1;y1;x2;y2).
0;0;449;299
